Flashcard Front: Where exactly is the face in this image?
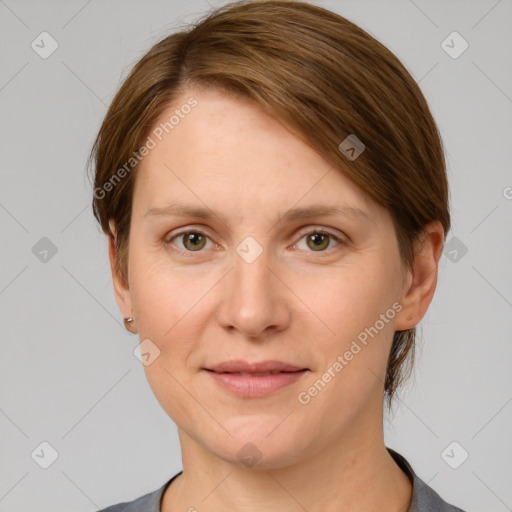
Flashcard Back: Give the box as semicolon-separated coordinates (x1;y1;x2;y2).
110;86;424;469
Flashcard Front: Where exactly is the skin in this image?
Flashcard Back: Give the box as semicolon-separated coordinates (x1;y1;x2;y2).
108;86;444;512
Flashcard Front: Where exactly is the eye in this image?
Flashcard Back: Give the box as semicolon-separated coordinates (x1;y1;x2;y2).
167;230;214;253
165;227;344;256
294;229;342;252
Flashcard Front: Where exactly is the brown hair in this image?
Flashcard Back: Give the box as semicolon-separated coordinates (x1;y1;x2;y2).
88;0;450;407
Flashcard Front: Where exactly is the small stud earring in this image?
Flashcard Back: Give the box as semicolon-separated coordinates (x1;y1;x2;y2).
123;317;135;331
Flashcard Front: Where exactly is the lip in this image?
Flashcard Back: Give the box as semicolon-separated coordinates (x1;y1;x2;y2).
203;360;309;398
207;360;306;374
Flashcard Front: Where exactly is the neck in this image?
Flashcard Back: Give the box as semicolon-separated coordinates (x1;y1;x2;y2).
162;422;412;512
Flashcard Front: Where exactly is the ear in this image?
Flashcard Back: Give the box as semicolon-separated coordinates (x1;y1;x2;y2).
394;221;445;331
108;219;133;322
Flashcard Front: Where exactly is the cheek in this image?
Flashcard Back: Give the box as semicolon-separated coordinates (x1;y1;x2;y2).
131;261;206;421
300;258;399;346
128;244;206;337
294;258;401;400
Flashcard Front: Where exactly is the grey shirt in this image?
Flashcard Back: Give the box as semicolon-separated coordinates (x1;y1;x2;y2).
96;448;466;512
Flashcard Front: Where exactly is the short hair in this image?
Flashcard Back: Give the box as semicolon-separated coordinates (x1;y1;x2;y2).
88;0;450;408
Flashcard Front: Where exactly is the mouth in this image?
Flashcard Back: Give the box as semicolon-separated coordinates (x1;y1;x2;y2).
202;360;309;397
205;359;308;374
217;371;295;376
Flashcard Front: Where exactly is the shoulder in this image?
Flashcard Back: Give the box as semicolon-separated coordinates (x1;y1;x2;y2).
95;472;182;512
412;476;466;512
387;447;467;512
96;489;157;512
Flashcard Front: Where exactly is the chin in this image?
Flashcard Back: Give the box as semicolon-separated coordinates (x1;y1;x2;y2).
211;421;309;470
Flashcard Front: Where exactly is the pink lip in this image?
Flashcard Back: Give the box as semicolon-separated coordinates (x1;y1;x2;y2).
207;359;306;373
203;360;309;398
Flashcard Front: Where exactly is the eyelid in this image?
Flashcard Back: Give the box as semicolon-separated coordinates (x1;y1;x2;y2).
290;226;345;253
166;225;214;242
294;225;345;241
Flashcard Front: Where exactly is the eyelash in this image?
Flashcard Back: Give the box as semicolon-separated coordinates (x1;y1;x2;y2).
165;227;344;257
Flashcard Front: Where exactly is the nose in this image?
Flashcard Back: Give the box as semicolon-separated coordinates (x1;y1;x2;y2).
215;244;292;340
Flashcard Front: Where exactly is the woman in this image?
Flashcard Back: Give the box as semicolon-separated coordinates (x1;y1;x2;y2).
89;1;466;510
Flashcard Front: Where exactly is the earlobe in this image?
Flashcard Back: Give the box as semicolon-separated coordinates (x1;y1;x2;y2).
394;221;445;331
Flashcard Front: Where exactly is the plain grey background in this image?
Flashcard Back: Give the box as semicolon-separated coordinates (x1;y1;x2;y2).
0;0;511;511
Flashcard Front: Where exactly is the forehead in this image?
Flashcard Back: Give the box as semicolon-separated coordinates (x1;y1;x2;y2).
133;87;382;222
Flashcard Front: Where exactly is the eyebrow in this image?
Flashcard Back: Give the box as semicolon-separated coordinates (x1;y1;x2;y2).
144;202;369;224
